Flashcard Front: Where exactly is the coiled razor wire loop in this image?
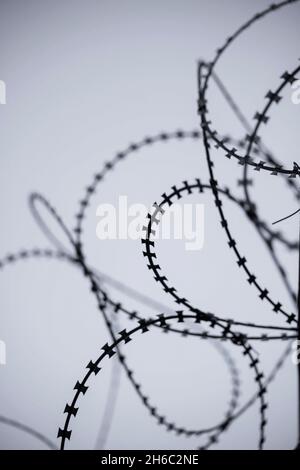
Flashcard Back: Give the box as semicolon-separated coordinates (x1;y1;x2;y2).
0;0;299;450
57;312;266;450
141;180;297;332
198;0;300;177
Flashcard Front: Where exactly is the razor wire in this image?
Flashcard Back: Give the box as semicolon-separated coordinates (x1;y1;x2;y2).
0;0;299;451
